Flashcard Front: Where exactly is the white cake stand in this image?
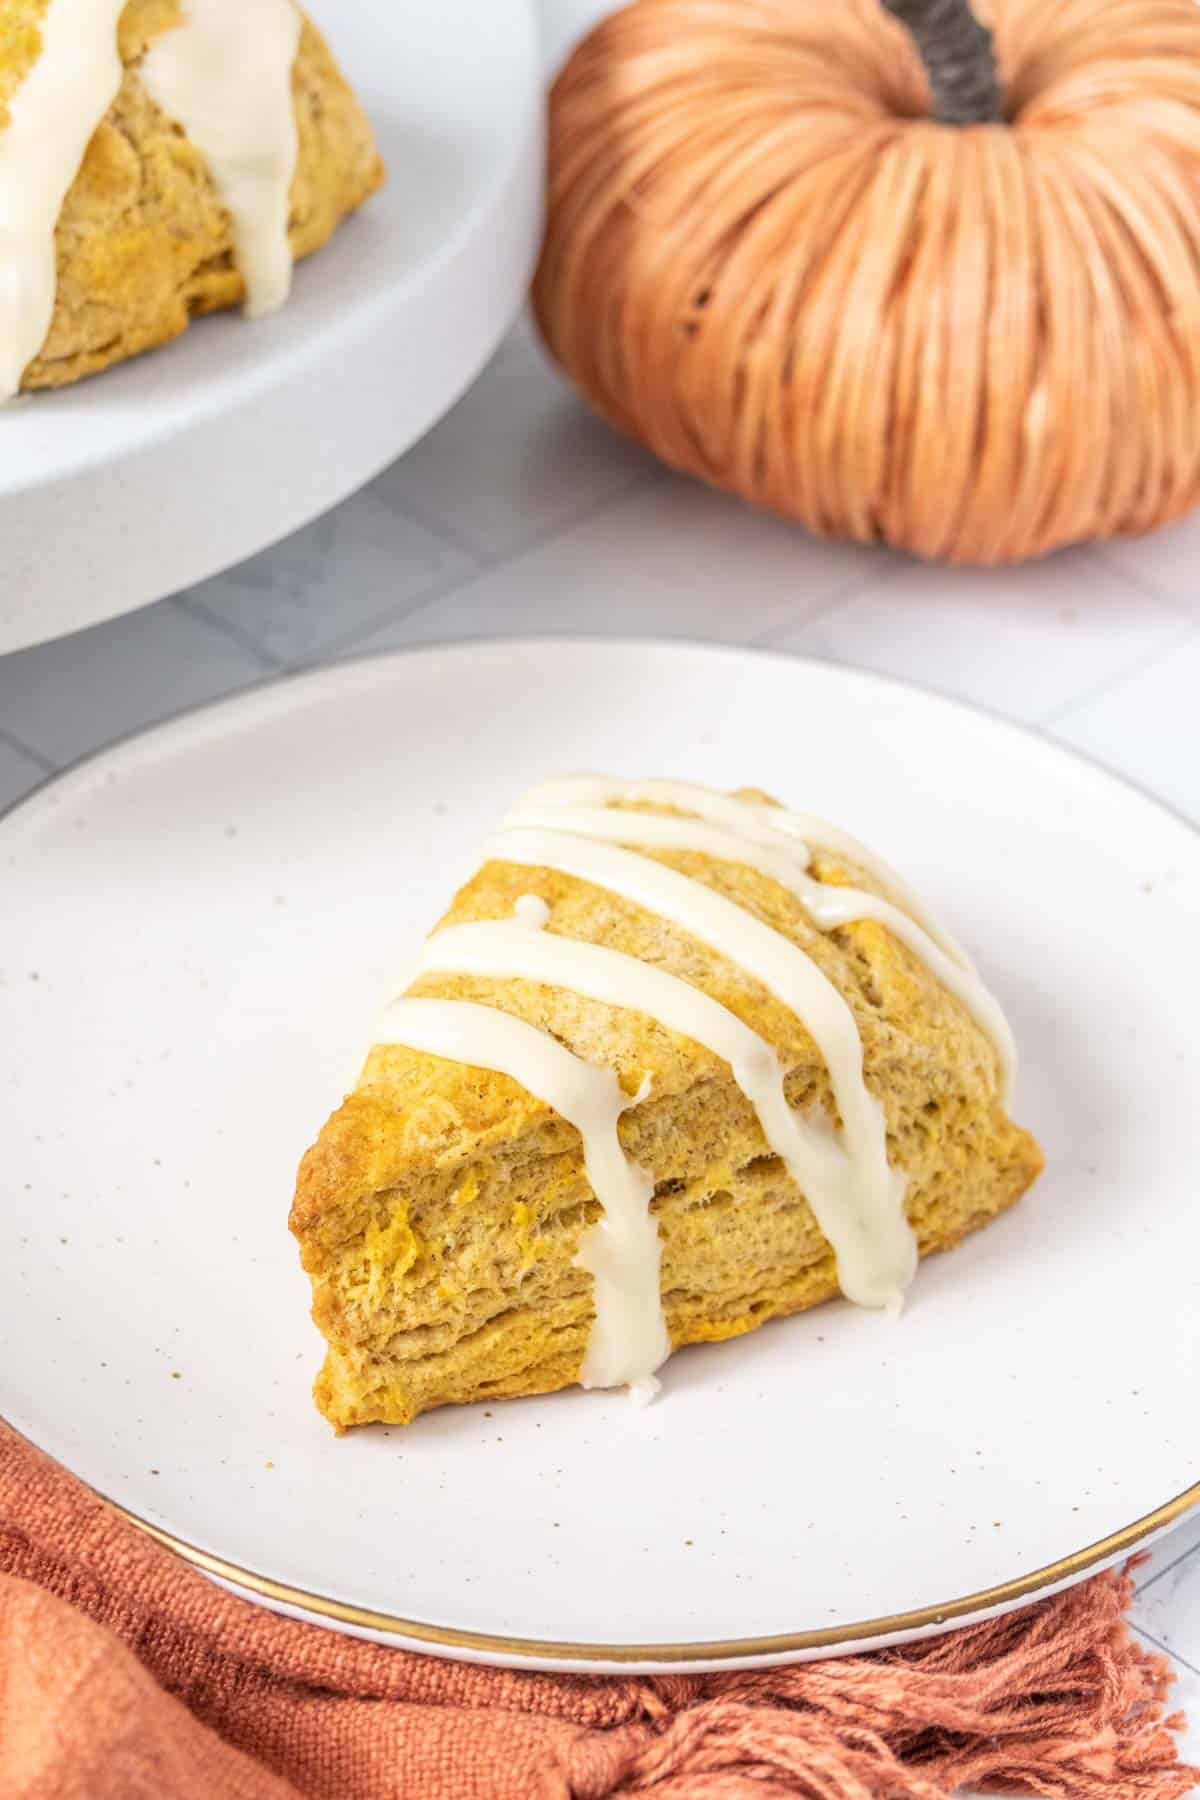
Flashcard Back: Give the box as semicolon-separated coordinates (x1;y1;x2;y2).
0;0;543;654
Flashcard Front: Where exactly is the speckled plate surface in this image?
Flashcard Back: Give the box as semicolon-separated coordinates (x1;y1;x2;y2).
2;640;1197;1670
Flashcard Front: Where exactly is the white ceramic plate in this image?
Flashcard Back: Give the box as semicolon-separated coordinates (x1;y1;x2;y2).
2;640;1197;1672
0;0;542;655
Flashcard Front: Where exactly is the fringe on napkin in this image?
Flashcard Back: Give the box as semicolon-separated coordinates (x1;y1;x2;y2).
0;1428;1193;1800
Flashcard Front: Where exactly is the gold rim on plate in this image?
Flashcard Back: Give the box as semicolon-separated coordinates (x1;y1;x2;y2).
5;647;1199;1666
111;1481;1200;1663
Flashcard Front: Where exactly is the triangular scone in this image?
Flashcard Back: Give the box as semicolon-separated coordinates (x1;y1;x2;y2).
292;781;1043;1430
3;0;383;393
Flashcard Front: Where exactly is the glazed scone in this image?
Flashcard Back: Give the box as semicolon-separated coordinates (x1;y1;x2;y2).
1;0;384;393
291;780;1043;1430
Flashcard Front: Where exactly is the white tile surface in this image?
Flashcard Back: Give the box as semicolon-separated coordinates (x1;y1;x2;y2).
1134;1513;1200;1671
0;599;269;767
1096;513;1200;621
539;0;611;72
0;736;46;811
178;483;476;667
763;551;1195;725
351;471;893;654
387;327;659;562
1051;633;1200;826
1137;1513;1200;1601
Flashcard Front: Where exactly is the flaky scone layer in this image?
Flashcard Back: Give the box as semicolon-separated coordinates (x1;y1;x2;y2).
5;0;383;390
292;814;1043;1430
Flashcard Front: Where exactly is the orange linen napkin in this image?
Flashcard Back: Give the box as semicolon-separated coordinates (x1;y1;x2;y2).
0;1426;1194;1800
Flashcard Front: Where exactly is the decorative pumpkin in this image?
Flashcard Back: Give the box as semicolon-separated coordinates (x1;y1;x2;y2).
533;0;1200;564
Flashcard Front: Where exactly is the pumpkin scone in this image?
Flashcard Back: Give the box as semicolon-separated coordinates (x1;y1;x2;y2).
291;779;1043;1430
0;0;384;397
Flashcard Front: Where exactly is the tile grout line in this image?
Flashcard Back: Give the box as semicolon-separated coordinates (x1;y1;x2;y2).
1131;1622;1200;1679
478;462;670;570
499;465;668;567
1039;618;1200;729
364;372;666;567
378;491;494;566
1087;541;1200;620
752;551;914;649
1134;1540;1200;1602
171;593;286;671
295;467;675;667
281;562;495;670
0;722;57;773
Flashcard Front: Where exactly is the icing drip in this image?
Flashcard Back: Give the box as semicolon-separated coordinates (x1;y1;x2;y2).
0;0;303;399
418;914;906;1312
521;777;972;967
504;800;1015;1100
138;0;302;317
513;893;551;928
370;994;669;1397
483;827;916;1312
0;0;126;399
368;778;1016;1401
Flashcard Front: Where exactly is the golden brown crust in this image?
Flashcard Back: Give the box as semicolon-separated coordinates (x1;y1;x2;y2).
292;805;1044;1430
11;1;384;389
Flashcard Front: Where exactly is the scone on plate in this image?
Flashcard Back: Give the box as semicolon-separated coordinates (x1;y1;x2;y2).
1;0;383;396
291;779;1043;1430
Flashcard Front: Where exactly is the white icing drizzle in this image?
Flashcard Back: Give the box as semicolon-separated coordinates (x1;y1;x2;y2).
505;801;1015;1101
417;913;908;1312
521;777;972;968
482;827;915;1313
514;893;551;928
370;995;669;1399
0;0;303;399
0;0;126;399
140;0;302;318
367;782;1016;1402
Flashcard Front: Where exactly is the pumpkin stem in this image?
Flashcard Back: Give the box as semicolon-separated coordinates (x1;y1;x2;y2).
881;0;1002;124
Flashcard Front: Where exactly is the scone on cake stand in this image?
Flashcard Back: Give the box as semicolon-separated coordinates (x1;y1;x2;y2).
0;0;542;655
